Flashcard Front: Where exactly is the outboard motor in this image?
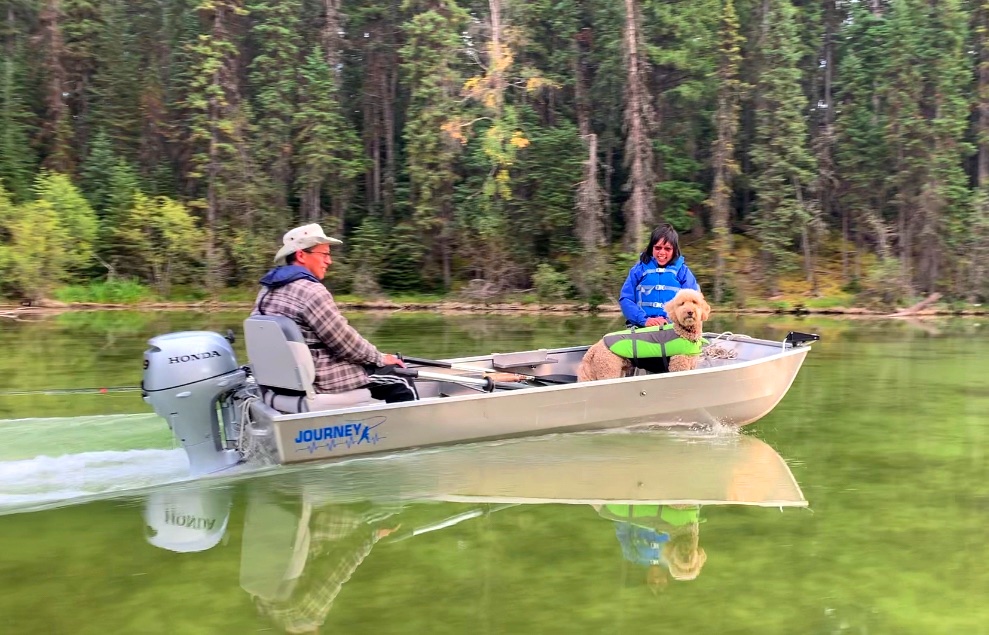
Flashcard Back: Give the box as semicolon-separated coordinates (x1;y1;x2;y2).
142;331;248;475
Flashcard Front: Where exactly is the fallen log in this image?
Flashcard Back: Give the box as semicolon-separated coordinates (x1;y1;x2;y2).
888;292;942;317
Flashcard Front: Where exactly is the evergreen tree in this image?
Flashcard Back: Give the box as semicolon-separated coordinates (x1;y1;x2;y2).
708;0;745;303
38;0;75;172
883;0;972;293
0;4;35;201
182;0;251;290
750;0;817;293
400;0;469;289
293;45;364;225
88;0;140;155
835;3;893;277
248;0;301;209
620;0;655;248
80;130;116;212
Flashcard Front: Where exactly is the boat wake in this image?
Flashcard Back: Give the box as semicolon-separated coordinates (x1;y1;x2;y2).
0;448;192;515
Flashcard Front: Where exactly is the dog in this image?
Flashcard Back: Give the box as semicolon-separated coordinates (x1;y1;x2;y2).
576;289;711;382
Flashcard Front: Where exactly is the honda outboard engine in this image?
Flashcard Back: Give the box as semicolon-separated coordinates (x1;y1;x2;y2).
142;331;249;475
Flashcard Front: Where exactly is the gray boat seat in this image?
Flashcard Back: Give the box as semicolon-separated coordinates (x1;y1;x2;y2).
243;315;378;413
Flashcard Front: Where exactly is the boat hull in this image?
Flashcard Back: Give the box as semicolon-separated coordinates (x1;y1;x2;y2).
254;342;810;465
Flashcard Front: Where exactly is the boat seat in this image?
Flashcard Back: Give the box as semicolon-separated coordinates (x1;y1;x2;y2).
243;315;379;413
491;349;558;370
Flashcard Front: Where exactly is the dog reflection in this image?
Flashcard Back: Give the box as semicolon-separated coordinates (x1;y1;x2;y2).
595;503;707;591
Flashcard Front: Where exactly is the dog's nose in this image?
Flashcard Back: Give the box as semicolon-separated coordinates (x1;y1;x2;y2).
686;310;694;317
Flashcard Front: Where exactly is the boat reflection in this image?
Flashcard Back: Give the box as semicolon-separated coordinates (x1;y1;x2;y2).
141;429;806;632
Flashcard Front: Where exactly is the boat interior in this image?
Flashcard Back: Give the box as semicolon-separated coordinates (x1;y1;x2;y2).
242;315;813;409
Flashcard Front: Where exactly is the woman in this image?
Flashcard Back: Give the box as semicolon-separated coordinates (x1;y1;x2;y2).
619;224;700;327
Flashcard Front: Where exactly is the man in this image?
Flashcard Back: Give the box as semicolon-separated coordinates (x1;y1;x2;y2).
252;223;417;403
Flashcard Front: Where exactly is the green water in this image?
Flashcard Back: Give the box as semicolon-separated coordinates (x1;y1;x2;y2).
0;311;987;633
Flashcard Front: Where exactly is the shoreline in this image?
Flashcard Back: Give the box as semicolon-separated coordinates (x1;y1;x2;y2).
2;300;986;319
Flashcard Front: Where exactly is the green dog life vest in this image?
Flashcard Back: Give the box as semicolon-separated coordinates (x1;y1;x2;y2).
602;324;705;360
603;504;703;527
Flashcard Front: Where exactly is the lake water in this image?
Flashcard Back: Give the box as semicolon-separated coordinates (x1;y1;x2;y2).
0;310;986;633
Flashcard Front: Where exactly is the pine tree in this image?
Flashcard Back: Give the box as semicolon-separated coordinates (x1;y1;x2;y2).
620;0;655;248
88;0;141;155
293;45;363;225
354;0;403;219
182;0;250;290
248;0;302;209
400;0;469;288
835;2;893;282
883;0;972;293
38;0;75;172
0;3;35;201
750;0;817;293
708;0;745;303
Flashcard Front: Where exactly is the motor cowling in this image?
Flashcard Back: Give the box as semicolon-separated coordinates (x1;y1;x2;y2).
143;331;248;476
143;331;239;391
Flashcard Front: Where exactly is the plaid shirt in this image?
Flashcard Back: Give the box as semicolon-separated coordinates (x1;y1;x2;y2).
254;509;378;634
253;277;383;392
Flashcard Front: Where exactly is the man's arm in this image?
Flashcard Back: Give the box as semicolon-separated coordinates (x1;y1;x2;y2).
303;286;384;366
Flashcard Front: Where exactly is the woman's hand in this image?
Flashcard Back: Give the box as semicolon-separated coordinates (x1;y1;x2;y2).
645;317;668;327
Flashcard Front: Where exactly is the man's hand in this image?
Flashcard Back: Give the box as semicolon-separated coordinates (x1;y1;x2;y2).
645;316;668;327
376;525;401;539
381;353;406;368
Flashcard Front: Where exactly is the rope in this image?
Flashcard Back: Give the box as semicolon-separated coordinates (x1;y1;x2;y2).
233;388;276;466
700;331;752;360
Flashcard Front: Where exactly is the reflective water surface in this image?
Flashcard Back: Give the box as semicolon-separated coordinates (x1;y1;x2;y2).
0;311;987;633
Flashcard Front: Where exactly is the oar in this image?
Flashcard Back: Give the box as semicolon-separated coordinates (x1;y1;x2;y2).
399;355;577;385
393;367;530;392
386;504;518;543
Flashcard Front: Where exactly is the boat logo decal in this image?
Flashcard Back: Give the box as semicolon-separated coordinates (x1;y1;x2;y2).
293;416;387;454
167;351;222;364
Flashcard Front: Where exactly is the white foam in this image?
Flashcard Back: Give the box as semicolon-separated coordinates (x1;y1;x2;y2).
0;448;191;514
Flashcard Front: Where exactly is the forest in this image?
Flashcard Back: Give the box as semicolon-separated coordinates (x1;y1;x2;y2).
1;0;988;306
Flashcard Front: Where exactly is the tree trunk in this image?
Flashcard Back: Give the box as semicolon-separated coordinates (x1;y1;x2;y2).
978;2;989;187
620;0;655;249
322;0;342;73
383;63;397;220
39;0;73;172
574;30;605;253
710;0;743;304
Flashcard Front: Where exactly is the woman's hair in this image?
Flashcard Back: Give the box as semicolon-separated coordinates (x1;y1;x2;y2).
639;224;682;265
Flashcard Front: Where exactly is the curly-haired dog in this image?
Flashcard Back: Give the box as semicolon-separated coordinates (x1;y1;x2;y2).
577;289;711;382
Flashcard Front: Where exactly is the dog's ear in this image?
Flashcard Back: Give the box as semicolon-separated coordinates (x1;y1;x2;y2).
664;295;678;317
700;297;712;321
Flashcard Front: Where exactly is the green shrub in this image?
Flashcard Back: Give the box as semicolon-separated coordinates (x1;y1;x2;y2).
532;263;572;302
53;280;153;304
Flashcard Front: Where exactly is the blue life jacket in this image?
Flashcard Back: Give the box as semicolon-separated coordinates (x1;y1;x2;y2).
615;523;670;566
636;255;687;319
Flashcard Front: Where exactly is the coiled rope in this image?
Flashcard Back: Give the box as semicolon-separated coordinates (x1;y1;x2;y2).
701;331;753;360
233;388;276;466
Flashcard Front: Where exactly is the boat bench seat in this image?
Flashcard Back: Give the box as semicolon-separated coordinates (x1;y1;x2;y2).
492;349;558;370
244;315;381;414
